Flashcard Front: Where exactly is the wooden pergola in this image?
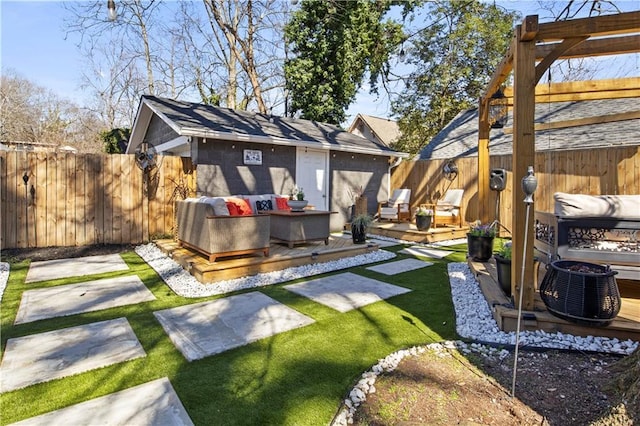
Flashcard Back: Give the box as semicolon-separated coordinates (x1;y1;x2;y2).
478;11;640;310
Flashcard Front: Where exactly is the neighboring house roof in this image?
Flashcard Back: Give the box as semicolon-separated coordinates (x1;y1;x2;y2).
416;97;640;160
127;96;408;158
348;114;401;147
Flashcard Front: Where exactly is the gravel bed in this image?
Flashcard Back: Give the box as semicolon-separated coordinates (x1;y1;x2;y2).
134;242;397;297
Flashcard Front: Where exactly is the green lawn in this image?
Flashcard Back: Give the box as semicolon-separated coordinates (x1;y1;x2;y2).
1;245;466;425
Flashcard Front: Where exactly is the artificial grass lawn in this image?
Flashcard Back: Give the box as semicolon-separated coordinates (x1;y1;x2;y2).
0;245;466;425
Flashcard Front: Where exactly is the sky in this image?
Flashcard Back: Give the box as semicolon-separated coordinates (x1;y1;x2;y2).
1;0;639;128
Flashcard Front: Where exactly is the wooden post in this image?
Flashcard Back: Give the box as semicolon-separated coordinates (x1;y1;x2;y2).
478;98;491;224
511;22;538;311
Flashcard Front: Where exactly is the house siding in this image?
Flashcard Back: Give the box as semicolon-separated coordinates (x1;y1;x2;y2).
195;138;296;197
194;138;389;230
144;114;179;147
330;151;389;226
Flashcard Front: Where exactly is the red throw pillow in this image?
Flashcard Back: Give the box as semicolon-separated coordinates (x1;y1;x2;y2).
226;197;253;215
225;201;240;216
275;197;291;211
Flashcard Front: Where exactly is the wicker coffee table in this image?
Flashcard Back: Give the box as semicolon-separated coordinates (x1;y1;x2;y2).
267;210;335;248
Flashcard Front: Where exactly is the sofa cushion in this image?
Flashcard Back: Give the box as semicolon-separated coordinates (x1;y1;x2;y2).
554;192;640;219
226;197;253;215
274;196;291;211
194;197;230;216
255;199;273;212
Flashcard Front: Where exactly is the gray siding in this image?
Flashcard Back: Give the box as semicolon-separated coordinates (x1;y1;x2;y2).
195;138;296;197
144;115;178;147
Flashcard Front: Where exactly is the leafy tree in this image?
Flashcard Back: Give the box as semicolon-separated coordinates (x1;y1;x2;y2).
284;0;418;125
101;128;131;154
391;1;518;155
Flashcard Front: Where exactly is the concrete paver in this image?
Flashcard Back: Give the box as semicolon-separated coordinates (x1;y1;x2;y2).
154;292;315;361
284;272;411;313
10;377;193;426
366;258;433;275
25;254;129;283
15;275;156;324
400;246;453;259
0;318;146;393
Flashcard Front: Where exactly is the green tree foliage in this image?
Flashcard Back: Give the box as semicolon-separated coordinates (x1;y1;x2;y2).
285;0;417;125
101;128;131;154
391;1;519;155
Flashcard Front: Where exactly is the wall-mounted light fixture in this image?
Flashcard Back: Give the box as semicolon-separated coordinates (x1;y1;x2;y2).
107;0;117;21
489;88;508;129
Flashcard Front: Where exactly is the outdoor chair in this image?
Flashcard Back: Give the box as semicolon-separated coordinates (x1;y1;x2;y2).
377;189;411;222
427;188;464;228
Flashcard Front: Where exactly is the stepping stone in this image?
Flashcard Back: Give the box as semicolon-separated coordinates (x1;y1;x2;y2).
0;318;146;393
284;272;411;313
154;292;315;361
15;276;156;324
400;246;452;259
10;377;193;426
25;254;129;283
366;258;433;275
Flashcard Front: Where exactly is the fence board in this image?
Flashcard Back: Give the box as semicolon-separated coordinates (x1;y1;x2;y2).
0;148;636;249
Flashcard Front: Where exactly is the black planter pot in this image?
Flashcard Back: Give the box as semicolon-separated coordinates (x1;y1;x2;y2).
467;234;494;262
351;224;367;244
494;254;512;296
415;215;432;231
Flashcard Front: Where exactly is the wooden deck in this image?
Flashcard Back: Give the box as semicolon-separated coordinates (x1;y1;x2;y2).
469;258;640;342
155;235;379;284
367;221;469;243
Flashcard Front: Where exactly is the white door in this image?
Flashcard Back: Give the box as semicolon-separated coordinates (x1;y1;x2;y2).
296;148;329;210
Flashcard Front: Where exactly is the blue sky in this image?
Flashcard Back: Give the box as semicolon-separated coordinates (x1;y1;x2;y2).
1;1;639;127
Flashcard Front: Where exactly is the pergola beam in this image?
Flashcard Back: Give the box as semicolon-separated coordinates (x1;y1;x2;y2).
477;11;640;312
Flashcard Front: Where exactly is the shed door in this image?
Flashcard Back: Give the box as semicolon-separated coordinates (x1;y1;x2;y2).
296;148;329;211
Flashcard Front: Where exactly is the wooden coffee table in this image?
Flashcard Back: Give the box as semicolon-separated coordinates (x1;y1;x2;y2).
267;210;335;248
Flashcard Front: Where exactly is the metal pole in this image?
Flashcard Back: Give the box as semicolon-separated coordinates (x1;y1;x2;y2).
511;166;537;397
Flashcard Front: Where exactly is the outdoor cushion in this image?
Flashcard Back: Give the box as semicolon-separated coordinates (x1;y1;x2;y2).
274;197;291;211
554;192;640;219
196;197;230;216
226;197;253;215
226;202;240;216
255;199;273;212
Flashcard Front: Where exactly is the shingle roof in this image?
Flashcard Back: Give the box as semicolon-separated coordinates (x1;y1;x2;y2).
349;114;401;146
137;96;406;157
416;97;640;160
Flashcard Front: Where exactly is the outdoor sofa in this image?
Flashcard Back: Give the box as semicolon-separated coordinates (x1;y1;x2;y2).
176;194;288;262
534;192;640;279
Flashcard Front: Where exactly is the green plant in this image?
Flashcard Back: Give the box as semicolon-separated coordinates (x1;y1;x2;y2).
415;206;434;216
468;220;496;237
351;214;373;230
290;186;305;200
495;240;512;260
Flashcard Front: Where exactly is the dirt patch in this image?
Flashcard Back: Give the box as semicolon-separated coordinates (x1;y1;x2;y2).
1;244;136;263
352;343;636;425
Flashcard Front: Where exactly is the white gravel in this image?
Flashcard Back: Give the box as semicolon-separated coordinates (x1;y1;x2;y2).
133;242;397;297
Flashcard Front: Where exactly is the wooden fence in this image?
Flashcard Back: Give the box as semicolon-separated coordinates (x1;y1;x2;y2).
391;145;640;234
1;152;196;249
2;146;638;249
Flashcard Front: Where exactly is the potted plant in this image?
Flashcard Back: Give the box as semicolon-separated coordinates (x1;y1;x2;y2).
351;214;372;244
288;187;308;211
414;206;433;231
348;185;368;217
467;220;496;261
493;240;512;296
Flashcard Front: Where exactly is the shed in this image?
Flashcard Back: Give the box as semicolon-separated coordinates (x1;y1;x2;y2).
127;96;408;229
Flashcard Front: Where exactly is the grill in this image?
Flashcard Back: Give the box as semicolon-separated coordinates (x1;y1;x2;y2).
539;260;621;326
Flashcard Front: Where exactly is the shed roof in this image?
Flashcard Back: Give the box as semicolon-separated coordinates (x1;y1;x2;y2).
127;96;408;158
416;97;640;160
